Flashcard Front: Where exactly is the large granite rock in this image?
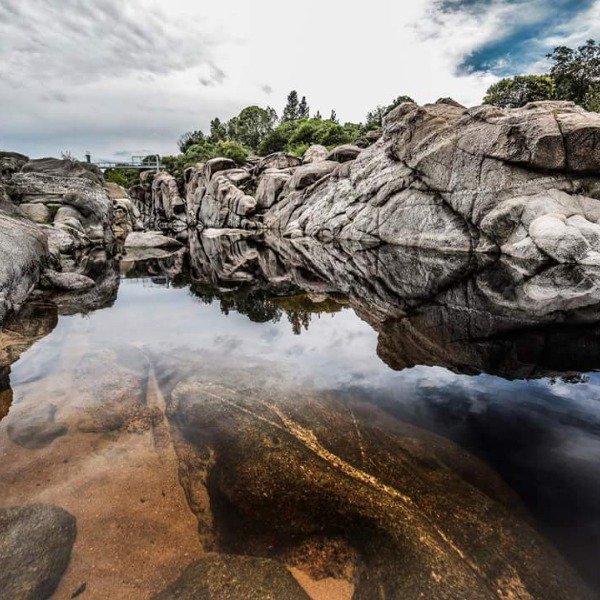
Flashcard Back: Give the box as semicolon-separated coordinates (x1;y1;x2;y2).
6;157;113;252
0;504;77;600
0;207;49;322
263;101;600;264
153;555;309;599
150;353;593;600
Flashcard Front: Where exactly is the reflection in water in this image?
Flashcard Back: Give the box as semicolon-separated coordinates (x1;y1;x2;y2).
1;233;600;598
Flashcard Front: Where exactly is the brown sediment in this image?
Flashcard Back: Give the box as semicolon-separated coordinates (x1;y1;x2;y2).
0;334;204;599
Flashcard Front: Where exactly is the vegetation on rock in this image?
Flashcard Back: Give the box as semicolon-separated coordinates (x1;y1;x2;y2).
484;39;600;111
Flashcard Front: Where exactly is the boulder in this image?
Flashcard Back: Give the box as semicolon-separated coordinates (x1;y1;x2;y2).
203;157;237;181
255;169;291;209
153;555;309;600
287;161;339;191
39;269;96;291
124;231;183;249
198;174;258;229
0;504;77;600
104;181;129;200
302;144;328;164
263;101;600;263
22;157;104;185
326;144;362;163
255;152;302;174
18;203;52;224
0;209;48;323
0;151;28;179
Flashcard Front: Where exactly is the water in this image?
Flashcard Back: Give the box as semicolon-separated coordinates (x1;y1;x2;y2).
1;234;600;599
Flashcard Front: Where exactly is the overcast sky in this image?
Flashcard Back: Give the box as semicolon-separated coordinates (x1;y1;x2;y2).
1;0;599;161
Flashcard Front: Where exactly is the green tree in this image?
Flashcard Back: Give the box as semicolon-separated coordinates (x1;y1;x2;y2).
282;90;300;122
299;96;310;118
366;95;414;126
329;110;338;123
483;75;556;108
584;82;600;112
209;118;227;142
178;130;205;153
548;39;600;109
227;106;278;151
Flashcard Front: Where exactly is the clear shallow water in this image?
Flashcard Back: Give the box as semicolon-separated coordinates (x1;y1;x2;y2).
2;242;600;598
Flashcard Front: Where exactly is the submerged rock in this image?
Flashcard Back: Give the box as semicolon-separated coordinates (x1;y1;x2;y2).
151;357;593;600
153;555;309;600
0;504;77;600
124;231;183;249
39;269;95;291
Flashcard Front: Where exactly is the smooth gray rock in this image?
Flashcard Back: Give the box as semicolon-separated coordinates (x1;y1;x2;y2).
0;209;48;323
255;169;291;209
22;157;103;185
18;203;52;224
0;504;77;600
39;269;96;291
326;143;362;163
204;157;237;181
254;152;302;174
124;231;183;248
287;161;338;191
198;174;258;229
263;101;600;263
153;554;309;600
302;144;328;164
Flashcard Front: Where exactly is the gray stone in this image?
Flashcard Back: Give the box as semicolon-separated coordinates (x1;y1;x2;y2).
204;157;237;181
124;231;183;248
302;144;328;164
255;152;302;174
287;161;339;191
255;170;291;209
22;157;103;185
39;269;96;291
0;504;77;600
19;203;52;224
326;143;362;163
153;555;309;600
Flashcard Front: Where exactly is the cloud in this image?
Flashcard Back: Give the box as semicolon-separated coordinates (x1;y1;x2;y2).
425;0;600;75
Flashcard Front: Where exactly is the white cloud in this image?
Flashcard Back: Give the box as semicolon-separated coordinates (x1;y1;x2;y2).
0;0;596;161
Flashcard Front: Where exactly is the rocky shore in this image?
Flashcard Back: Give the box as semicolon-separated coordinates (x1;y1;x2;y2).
2;99;600;323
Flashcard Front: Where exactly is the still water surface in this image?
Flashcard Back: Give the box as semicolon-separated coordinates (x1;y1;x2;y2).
1;239;599;599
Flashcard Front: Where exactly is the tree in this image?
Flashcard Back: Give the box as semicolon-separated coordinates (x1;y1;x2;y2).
209;118;227;142
227;106;278;151
281;90;300;122
483;75;556;108
329;110;338;123
548;39;600;109
178;130;205;153
366;95;414;127
314;110;322;120
298;96;310;119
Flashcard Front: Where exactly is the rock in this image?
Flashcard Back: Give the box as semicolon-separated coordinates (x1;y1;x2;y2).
124;231;183;249
153;555;309;600
0;209;48;323
19;203;52;224
204;157;237;181
255;152;302;174
22;157;104;185
302;145;328;164
287;161;339;191
255;170;291;209
263;101;600;263
0;504;77;600
39;269;96;291
0;152;29;179
198;174;258;229
112;198;144;241
326;144;362;163
365;129;382;143
7;401;68;448
152;358;593;600
104;181;129;200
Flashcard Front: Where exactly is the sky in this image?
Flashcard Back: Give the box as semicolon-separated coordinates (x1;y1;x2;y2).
0;0;599;161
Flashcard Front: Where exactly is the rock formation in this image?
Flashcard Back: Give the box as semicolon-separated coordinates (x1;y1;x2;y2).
264;100;600;263
166;101;600;267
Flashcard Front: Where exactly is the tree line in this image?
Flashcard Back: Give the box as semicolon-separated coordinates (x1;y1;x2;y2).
483;39;600;111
